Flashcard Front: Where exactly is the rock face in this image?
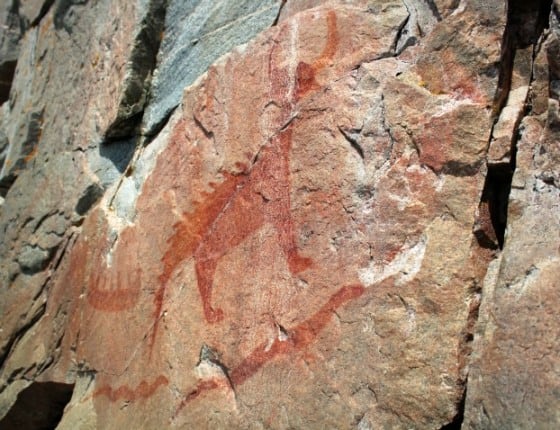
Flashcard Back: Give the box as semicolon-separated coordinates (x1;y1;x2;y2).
0;0;558;429
463;0;560;428
142;0;283;134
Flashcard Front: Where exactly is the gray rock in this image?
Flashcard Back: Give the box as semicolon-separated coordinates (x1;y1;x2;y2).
17;244;52;274
0;0;51;103
88;138;136;188
20;0;53;25
0;105;9;173
104;0;167;139
0;1;25;103
142;0;282;134
396;0;440;53
0;108;44;195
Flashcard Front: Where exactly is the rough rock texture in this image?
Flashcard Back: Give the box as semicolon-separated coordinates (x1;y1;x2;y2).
142;0;283;134
0;0;168;370
0;0;558;429
0;0;43;103
464;0;560;428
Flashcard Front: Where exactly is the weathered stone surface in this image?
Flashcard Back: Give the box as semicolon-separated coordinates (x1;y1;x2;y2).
465;114;560;429
0;0;166;384
0;1;24;103
1;0;558;429
487;46;531;164
0;1;508;428
142;0;283;134
0;0;54;104
19;0;51;24
464;2;560;427
0;0;165;190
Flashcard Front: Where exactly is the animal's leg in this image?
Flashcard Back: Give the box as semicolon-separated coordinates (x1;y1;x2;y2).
194;255;224;323
192;179;266;323
275;216;313;275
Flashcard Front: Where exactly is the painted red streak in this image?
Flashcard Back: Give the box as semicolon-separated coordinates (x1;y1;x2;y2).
93;375;169;402
65;212;141;313
174;379;229;413
296;10;339;99
154;168;248;330
153;124;313;343
177;284;365;411
88;267;141;312
231;284;364;385
152;11;339;347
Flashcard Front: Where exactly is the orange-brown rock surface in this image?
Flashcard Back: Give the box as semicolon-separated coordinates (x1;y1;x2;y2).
0;0;558;429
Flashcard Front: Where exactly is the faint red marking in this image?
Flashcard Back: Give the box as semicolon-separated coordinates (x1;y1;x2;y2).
175;379;226;407
152;124;313;348
153;11;340;346
63;211;141;312
296;10;339;99
87;267;142;312
84;226;142;312
230;284;364;385
176;284;364;412
87;269;140;312
93;375;169;402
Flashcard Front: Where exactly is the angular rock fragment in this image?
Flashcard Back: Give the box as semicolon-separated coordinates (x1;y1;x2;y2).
142;0;283;135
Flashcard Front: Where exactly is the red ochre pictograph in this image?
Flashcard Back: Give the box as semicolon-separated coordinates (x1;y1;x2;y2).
153;13;367;408
154;125;313;334
175;284;365;412
93;375;169;402
87;266;142;312
63;212;141;313
85;226;142;312
295;10;339;100
153;10;340;345
70;10;365;411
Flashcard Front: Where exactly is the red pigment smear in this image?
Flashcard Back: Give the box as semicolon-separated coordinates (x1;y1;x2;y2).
152;125;313;348
268;23;291;105
88;267;142;312
175;379;226;409
154;170;248;322
86;227;142;312
230;284;364;385
64;213;141;313
93;375;169;402
153;10;338;347
296;10;339;100
176;284;365;412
